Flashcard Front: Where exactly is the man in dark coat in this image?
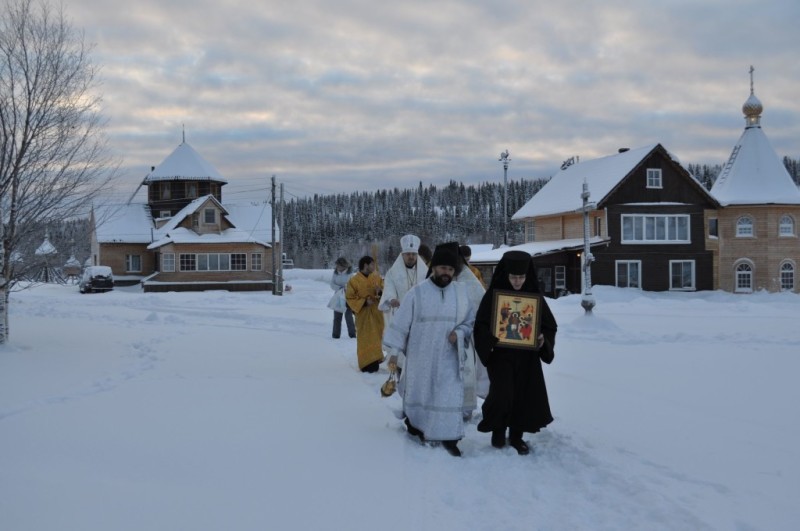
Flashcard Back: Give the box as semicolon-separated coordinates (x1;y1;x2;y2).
473;250;558;455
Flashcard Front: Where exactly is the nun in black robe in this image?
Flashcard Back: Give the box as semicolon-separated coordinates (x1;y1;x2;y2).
473;250;558;454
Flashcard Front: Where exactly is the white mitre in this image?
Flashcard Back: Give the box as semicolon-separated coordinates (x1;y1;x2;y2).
400;234;420;254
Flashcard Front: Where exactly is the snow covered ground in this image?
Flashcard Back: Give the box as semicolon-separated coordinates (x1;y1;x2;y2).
1;269;798;530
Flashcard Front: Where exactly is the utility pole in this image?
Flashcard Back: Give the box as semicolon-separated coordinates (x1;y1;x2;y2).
275;182;285;295
499;150;511;246
271;175;277;295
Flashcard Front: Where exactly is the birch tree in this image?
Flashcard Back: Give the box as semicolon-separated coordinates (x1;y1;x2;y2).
0;0;116;342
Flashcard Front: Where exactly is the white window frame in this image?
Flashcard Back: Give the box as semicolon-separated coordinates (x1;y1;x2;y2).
646;168;662;189
524;220;535;242
125;254;141;273
779;215;795;237
780;261;795;291
621;214;690;244
187;253;247;272
669;260;695;291
554;265;566;290
204;208;216;224
159;210;171;219
615;260;641;288
736;216;754;237
162;253;175;272
735;261;753;293
251;253;263;271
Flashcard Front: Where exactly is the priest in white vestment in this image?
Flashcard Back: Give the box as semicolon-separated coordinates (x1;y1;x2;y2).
378;234;429;372
382;243;475;457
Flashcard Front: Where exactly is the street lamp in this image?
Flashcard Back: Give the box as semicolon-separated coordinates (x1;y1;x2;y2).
499;150;510;245
581;180;596;314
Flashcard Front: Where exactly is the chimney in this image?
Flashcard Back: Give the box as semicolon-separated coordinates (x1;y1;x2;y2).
618;148;629;153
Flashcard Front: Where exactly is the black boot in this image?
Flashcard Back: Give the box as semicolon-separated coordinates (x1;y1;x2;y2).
508;430;530;455
491;429;506;449
404;417;425;443
361;360;380;373
442;440;462;457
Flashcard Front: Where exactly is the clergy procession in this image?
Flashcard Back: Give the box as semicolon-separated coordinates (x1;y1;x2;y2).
331;234;559;458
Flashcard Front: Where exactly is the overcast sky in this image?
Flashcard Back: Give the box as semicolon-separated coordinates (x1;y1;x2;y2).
68;0;800;201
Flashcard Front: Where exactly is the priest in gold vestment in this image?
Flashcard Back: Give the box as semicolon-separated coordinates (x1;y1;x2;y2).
346;256;385;372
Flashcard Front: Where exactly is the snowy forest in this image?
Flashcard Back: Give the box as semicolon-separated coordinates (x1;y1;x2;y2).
283;157;800;269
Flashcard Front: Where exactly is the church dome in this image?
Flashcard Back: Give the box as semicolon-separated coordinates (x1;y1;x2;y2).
742;66;762;127
742;92;763;124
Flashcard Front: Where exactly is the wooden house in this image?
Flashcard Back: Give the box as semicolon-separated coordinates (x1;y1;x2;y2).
90;141;280;292
473;144;720;296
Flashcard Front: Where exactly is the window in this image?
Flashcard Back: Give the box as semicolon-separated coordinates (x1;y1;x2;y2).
779;215;795;237
162;253;175;272
780;262;795;291
669;260;695;291
594;217;602;237
524;220;535;242
186;183;198;198
231;254;247;271
251;253;263;271
646;168;662;188
187;253;244;271
204;208;216;224
621;214;690;243
159;210;171;219
160;182;171;200
616;260;641;288
537;268;552;293
555;266;566;290
180;254;196;271
735;262;753;293
125;254;141;273
192;213;199;228
736;216;754;237
708;218;718;238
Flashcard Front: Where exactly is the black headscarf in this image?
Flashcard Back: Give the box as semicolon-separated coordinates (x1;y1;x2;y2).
486;251;545;294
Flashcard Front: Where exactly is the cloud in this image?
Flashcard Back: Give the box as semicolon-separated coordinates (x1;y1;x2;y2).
65;0;800;200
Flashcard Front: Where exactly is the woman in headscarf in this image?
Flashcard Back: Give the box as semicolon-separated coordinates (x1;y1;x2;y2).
473;250;558;455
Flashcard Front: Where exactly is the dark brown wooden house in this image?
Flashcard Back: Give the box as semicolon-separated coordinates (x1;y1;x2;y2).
475;144;720;296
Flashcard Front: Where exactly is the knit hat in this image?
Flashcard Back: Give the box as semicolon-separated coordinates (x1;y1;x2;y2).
400;234;421;254
430;242;460;269
502;250;531;275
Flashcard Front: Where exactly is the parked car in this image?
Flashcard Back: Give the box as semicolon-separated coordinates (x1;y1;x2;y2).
79;266;114;294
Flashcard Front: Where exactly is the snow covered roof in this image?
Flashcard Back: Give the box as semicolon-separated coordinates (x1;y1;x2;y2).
143;142;228;184
470;237;607;264
147;197;275;249
34;236;57;256
94;203;155;244
512;144;662;219
709;96;800;206
94;198;276;248
156;195;228;234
